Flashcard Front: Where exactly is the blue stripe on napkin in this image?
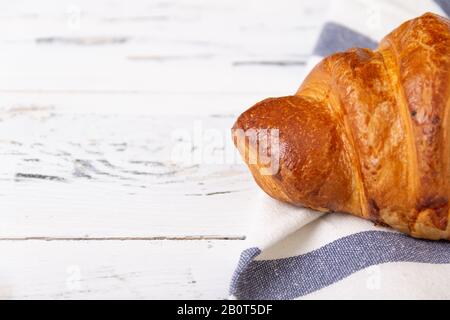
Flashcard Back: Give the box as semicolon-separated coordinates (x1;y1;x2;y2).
230;231;450;300
435;0;450;16
313;22;378;57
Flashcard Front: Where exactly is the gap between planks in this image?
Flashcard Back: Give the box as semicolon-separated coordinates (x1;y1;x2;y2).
0;235;246;241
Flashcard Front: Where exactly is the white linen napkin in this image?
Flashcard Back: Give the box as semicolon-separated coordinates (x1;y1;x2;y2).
230;0;450;300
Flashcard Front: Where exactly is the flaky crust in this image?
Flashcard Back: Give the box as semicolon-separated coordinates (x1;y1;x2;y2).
232;13;450;240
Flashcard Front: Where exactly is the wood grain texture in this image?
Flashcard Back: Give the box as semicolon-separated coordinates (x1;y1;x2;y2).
0;0;328;298
0;108;258;237
0;240;244;299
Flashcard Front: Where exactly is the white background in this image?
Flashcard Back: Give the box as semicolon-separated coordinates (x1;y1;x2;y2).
0;0;328;299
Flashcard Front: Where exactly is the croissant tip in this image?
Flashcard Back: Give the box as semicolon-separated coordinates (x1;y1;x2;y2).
420;12;445;20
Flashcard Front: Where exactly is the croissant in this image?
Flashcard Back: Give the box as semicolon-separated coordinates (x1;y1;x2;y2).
232;13;450;241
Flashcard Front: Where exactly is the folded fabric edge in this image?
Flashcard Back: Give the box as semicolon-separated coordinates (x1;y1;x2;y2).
229;230;450;300
244;191;325;250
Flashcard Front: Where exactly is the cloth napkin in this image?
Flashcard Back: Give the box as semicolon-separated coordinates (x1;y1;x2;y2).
229;0;450;300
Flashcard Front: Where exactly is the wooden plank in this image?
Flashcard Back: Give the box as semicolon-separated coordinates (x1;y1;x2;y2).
0;0;328;93
1;0;328;47
0;106;263;237
0;91;276;116
0;239;244;299
0;59;307;98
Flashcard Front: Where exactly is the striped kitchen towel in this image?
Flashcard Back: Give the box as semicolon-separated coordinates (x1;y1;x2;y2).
229;0;450;300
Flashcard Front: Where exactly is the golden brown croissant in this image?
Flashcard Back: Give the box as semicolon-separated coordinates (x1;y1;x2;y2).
232;13;450;241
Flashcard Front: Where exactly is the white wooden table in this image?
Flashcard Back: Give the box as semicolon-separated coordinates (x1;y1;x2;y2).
0;0;328;299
